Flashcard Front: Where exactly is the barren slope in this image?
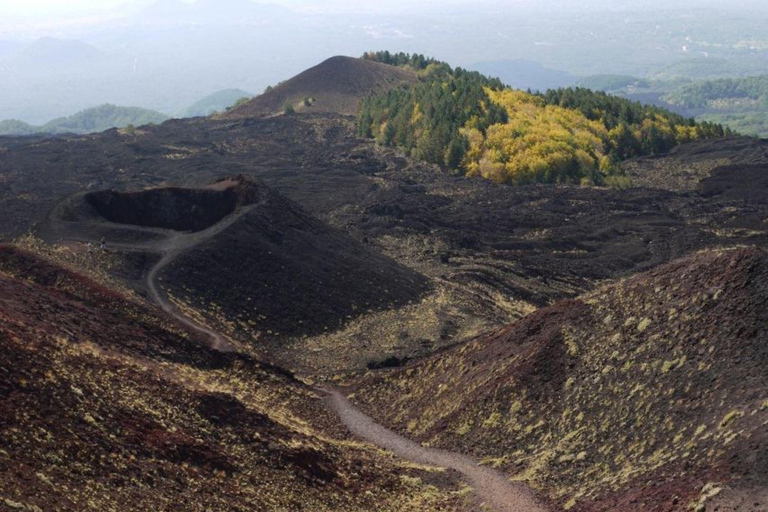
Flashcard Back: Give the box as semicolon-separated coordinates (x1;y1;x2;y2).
2;115;768;373
42;176;429;351
224;56;418;117
350;247;768;511
0;245;467;511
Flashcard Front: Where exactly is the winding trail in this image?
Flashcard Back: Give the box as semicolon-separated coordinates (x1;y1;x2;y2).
145;247;233;352
137;207;260;353
44;199;263;353
44;195;547;511
324;389;548;512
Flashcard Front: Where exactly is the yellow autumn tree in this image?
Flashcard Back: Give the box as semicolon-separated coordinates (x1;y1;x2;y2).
462;89;610;184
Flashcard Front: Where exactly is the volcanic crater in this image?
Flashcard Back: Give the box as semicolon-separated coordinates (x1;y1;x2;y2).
57;176;264;233
42;176;431;351
85;187;243;232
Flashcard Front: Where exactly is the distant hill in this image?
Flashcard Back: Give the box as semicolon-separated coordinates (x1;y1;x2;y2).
224;56;418;118
654;75;768;137
0;104;168;136
178;89;252;118
576;74;649;92
663;74;768;109
471;59;578;92
15;37;102;65
0;119;39;136
352;247;768;511
697;111;768;138
652;58;745;80
569;73;768;138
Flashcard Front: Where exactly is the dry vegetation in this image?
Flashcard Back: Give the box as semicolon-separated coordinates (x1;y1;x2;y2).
2;78;768;511
0;245;470;511
350;248;768;511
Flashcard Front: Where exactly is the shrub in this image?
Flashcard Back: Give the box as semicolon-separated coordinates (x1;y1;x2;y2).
604;175;633;189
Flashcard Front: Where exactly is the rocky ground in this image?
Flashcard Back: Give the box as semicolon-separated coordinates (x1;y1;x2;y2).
348;247;768;511
39;176;429;348
0;245;470;511
2;115;768;374
1;112;767;511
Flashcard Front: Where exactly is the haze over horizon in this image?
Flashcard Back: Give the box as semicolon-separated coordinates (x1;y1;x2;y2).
1;0;767;124
1;0;768;510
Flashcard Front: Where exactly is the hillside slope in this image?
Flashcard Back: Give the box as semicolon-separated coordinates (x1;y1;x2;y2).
0;245;464;511
42;176;429;357
225;56;418;118
2;114;768;374
350;247;768;511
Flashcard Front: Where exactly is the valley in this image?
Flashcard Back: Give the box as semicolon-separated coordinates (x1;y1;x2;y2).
0;53;766;511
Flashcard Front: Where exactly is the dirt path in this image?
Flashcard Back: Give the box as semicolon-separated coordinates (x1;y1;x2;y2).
44;200;263;353
146;250;232;352
324;389;548;512
43;196;547;510
140;207;259;352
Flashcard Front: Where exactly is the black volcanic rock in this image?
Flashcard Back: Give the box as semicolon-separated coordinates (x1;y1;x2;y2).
225;56;418;117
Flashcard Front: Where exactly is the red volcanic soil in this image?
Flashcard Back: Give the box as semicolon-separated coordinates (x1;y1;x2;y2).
224;56;418;117
0;244;215;362
349;247;768;511
0;245;461;511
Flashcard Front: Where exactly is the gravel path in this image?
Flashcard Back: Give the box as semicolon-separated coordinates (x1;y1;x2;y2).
45;192;548;511
325;389;548;512
44;198;265;353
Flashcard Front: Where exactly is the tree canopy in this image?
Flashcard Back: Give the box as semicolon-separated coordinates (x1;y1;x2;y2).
662;75;768;109
358;53;733;186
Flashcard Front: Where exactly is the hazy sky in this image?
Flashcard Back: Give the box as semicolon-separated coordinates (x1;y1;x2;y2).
6;0;768;19
1;0;465;16
2;0;767;124
3;0;126;15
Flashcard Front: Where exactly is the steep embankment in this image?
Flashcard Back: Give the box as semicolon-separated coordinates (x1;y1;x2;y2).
0;245;466;511
350;247;768;511
224;56;418;117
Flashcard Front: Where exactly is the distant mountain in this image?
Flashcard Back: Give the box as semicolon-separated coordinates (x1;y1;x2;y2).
652;58;745;80
224;56;418;118
470;59;578;92
15;37;102;65
43;104;168;133
0;104;168;136
658;75;768;137
178;89;253;118
663;74;768;109
0;120;39;136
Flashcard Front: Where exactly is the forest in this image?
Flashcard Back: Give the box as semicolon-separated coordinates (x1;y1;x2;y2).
358;53;732;185
663;75;768;109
